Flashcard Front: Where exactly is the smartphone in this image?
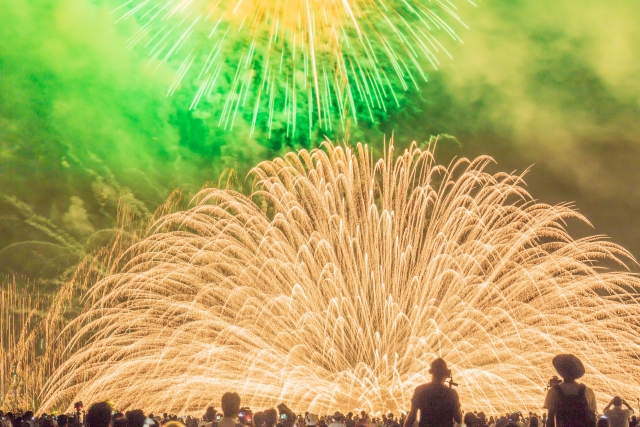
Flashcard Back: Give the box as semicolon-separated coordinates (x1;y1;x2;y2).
281;415;288;420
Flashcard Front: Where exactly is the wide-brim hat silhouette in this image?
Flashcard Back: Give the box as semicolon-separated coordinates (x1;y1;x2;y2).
552;354;585;379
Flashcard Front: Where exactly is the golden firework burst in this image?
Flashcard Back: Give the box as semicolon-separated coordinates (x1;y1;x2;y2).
40;140;640;414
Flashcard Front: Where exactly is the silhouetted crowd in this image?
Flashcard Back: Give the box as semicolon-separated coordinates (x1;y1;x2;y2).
1;354;635;427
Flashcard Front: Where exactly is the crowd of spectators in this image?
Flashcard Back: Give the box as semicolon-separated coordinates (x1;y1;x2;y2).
0;354;634;427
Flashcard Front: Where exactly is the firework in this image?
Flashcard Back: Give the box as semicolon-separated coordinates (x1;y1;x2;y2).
116;0;469;137
40;140;640;414
0;280;55;410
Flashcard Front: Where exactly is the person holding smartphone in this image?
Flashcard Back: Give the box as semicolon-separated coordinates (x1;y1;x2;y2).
277;404;296;427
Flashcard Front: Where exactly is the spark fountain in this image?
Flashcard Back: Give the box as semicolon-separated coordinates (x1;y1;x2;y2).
1;280;55;410
39;140;640;414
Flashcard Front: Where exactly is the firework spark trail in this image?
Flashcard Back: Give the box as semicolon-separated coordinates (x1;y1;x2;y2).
41;141;640;414
1;280;56;410
115;0;469;136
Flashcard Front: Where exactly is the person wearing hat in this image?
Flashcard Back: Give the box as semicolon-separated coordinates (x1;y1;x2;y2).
543;354;597;427
306;415;320;427
405;358;462;427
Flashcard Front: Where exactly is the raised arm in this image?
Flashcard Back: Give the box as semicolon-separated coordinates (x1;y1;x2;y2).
603;400;615;412
622;399;635;414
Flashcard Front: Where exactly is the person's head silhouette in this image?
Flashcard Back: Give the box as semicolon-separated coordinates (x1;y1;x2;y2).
429;358;451;382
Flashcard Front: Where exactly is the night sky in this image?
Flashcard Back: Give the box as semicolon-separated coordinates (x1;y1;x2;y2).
1;0;639;286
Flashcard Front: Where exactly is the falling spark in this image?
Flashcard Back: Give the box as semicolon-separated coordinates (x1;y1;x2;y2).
40;140;640;415
115;0;470;136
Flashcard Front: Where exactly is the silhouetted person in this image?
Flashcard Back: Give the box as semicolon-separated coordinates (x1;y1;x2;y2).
509;414;524;427
328;413;344;427
113;415;128;427
603;397;634;427
219;393;242;427
544;354;596;427
127;411;146;427
464;413;478;427
253;412;265;427
86;403;114;427
58;415;70;427
476;413;487;427
405;358;462;427
277;404;295;427
204;408;217;425
358;413;370;427
263;409;278;427
305;415;319;427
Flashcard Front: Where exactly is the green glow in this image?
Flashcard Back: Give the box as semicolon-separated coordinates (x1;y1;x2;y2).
1;0;640;285
117;0;466;139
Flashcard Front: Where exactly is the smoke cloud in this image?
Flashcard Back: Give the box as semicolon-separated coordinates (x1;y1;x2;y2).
1;0;639;280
